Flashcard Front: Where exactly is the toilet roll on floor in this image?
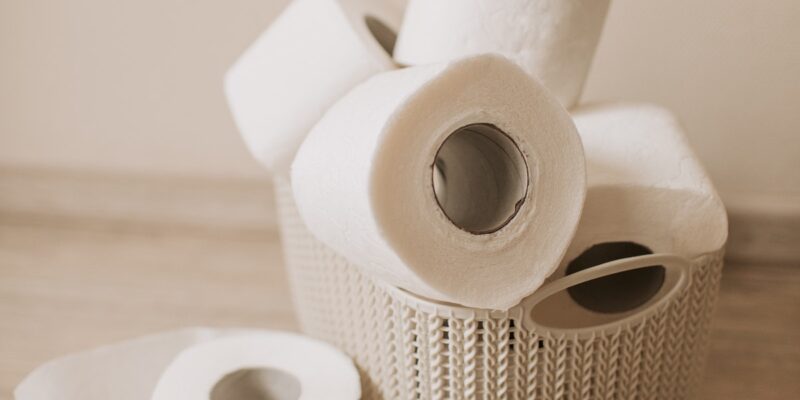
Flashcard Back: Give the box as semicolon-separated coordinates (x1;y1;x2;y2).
552;102;728;278
151;332;360;400
15;328;359;400
393;0;611;109
14;328;248;400
292;54;586;310
225;0;401;172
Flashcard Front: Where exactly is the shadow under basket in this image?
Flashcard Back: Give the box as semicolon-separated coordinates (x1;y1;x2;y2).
274;177;725;400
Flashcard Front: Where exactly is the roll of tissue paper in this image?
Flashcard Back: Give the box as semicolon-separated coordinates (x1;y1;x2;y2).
393;0;611;108
554;102;728;276
151;332;360;400
14;328;248;400
292;54;586;310
225;0;401;172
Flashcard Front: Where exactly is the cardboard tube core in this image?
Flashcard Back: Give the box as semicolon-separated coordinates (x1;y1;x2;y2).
433;123;528;234
210;367;301;400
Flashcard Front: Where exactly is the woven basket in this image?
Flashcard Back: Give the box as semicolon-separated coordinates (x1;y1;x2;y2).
275;176;724;400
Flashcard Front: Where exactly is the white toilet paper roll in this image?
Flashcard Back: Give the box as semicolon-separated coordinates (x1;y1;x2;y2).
291;54;586;310
14;328;248;400
225;0;401;172
393;0;611;109
537;103;727;316
150;332;360;400
564;102;728;263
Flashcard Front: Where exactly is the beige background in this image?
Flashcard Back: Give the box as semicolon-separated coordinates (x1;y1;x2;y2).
1;0;798;206
583;0;800;209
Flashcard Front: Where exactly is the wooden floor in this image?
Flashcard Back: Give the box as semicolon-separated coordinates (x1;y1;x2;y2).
0;172;798;399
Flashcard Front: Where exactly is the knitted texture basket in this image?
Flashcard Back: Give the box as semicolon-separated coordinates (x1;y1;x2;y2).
275;177;724;400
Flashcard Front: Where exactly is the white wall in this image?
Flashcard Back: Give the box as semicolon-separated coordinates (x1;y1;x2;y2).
2;0;798;206
584;0;800;205
0;0;286;180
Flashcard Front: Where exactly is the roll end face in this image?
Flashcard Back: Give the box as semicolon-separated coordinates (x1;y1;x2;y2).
365;54;587;310
222;0;404;174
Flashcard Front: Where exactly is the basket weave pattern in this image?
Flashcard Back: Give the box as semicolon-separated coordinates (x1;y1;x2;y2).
275;177;724;400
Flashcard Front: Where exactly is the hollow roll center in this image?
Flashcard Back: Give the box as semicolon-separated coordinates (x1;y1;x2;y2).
210;367;301;400
566;242;666;314
364;15;397;56
433;123;528;234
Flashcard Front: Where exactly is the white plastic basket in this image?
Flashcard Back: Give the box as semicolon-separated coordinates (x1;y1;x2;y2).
275;177;724;399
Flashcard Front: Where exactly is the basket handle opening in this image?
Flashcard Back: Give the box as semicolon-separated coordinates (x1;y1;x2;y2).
520;253;691;334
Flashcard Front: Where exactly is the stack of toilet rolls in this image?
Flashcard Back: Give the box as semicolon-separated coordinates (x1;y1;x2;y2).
15;2;730;398
225;0;727;312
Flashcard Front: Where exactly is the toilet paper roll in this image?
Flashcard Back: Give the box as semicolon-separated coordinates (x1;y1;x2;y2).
225;0;401;172
14;328;248;400
553;102;728;278
291;54;586;310
393;0;611;109
150;332;360;400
